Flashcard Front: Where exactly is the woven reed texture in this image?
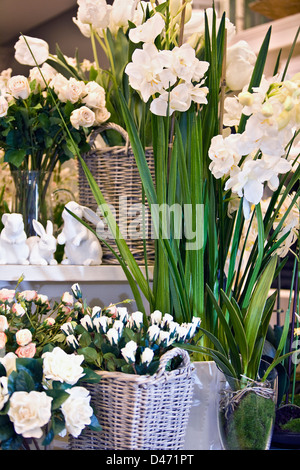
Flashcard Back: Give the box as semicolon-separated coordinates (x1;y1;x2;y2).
68;348;195;450
249;0;300;19
78;124;155;265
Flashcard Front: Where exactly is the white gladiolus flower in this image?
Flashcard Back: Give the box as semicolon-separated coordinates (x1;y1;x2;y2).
61;386;93;438
42;347;85;385
106;327;119;345
208;133;245;179
121;340;137;363
151;83;192;116
14;35;49;66
129;12;165;44
141;347;154;366
125;43;167;102
8;391;52;438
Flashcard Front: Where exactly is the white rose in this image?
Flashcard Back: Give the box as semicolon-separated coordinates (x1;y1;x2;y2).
0;96;8;117
7;75;30;100
61;386;93;438
8;391;52;438
82;81;106;108
0;376;9;410
64;78;86;104
14;35;49;66
16;328;32;347
94;107;110;125
29;63;56;91
70;106;95;129
42;347;85;385
12;303;26;317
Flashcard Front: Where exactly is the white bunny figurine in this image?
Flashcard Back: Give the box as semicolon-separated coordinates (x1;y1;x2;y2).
0;213;29;265
26;219;58;265
57;201;103;265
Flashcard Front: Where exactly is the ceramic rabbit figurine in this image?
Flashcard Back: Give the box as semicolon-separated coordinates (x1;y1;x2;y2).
0;213;29;265
57;201;103;265
26;219;58;265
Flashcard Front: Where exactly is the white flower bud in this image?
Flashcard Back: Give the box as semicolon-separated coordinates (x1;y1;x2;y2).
141;347;154;366
121;340;137;363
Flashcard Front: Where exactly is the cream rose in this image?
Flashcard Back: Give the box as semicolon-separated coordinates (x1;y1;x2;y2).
0;96;8;117
42;347;85;385
61;292;74;306
8;75;30;100
8;390;52;438
61;386;93;437
16;329;32;346
18;290;38;302
14;35;49;66
0;315;8;332
70;106;95;129
82;81;106;108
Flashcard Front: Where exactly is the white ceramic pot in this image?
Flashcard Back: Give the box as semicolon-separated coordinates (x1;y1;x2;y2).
183;361;222;450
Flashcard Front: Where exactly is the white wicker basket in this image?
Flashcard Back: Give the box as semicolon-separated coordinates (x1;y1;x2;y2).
69;348;195;450
77;123;155;265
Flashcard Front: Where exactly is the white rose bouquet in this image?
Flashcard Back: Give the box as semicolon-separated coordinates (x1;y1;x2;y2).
0;53;110;174
0;347;101;450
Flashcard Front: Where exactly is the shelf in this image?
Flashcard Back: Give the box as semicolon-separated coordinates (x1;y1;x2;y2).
0;264;153;283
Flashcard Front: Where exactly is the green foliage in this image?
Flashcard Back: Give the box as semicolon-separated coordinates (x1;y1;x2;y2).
281;417;300;433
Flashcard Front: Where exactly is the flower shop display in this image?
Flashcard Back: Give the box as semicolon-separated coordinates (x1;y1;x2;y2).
5;0;300;451
0;282;102;450
0;57;110;236
56;284;200;449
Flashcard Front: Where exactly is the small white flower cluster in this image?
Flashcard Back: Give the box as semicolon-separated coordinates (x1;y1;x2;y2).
209;73;300;221
61;303;201;370
0;347;93;439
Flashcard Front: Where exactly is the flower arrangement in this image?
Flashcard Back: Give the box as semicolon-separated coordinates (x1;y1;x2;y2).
60;283;201;375
0;279;80;358
0;347;101;450
0;52;110;173
12;1;300;387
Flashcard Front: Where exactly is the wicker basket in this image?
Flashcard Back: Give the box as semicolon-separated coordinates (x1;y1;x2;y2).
78;123;155;265
68;348;195;450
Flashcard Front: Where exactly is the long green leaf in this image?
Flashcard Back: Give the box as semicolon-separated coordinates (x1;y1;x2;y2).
244;255;278;359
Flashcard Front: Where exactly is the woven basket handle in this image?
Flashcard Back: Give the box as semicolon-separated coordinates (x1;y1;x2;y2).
89;123;129;150
155;347;191;378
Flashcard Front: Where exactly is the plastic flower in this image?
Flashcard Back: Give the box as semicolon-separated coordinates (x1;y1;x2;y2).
61;386;93;438
42;347;85;385
106;327;119;345
121;340;137;364
14;35;49;66
141;347;154;366
129;12;165;44
7;390;52;438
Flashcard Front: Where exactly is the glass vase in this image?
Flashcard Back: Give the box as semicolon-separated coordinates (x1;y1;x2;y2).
11;170;52;237
218;361;278;450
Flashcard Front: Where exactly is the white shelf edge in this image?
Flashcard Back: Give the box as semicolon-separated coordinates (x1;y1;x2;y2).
0;265;153;283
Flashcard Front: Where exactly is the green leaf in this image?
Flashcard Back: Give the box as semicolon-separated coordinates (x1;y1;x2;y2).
77;346;99;364
46;389;69;410
88;413;102;432
244;255;278;360
4;149;26;167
